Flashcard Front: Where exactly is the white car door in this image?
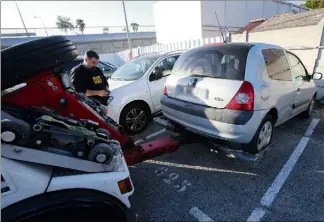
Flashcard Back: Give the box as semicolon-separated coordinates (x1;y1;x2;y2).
147;55;180;112
286;51;315;115
261;48;296;125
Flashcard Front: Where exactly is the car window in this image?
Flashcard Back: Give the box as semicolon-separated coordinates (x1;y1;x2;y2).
155;55;180;77
97;61;113;71
286;52;308;81
171;45;252;81
111;56;158;81
262;49;291;81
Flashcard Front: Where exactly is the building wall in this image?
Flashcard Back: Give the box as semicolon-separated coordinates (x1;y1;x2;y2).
153;1;202;44
233;21;324;100
248;24;322;73
199;0;308;39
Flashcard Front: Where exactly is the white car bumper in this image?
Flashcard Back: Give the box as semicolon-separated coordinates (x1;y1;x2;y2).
161;95;269;144
107;104;121;124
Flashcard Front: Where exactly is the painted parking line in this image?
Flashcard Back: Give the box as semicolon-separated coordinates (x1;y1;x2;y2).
145;160;258;176
247;118;320;222
190;207;214;222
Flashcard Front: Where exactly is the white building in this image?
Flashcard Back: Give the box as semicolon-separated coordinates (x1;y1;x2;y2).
153;0;309;44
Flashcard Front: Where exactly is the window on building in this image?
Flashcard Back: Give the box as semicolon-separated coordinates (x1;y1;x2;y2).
262;49;291;81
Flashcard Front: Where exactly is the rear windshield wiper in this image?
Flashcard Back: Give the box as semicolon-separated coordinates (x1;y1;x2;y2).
190;73;213;78
190;73;225;79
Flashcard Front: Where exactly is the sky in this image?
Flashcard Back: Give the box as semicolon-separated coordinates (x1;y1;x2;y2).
1;1;305;29
1;1;155;28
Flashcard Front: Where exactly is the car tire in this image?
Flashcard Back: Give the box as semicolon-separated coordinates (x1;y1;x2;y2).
299;97;315;118
1;119;31;146
120;103;149;134
1;36;78;90
242;114;274;154
2;189;131;222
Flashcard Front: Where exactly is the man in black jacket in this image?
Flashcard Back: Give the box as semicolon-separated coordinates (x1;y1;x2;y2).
70;50;110;105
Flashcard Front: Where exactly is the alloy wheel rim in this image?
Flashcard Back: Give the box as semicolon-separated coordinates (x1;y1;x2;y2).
257;121;272;151
125;108;147;132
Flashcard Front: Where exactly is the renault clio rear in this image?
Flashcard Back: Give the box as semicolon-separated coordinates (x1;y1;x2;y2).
161;43;321;154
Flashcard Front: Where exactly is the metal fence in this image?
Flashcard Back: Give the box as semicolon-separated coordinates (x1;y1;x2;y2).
1;26;156;37
101;35;225;66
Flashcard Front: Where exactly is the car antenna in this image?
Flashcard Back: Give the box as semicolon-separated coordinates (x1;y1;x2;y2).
214;11;226;44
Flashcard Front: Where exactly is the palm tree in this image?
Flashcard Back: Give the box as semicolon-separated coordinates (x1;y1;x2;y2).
130;23;139;32
102;27;109;34
56;16;74;35
76;19;86;34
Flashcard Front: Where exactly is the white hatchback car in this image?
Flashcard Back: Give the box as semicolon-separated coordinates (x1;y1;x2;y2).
107;51;182;134
162;43;322;154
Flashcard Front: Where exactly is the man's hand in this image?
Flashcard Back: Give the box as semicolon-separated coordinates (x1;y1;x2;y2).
98;90;108;97
86;89;108;97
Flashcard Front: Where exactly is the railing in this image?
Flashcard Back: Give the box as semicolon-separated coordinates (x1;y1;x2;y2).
1;26;156;37
101;35;225;66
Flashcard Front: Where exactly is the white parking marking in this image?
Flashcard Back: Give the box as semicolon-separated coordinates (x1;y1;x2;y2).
305;118;320;137
146;129;166;139
190;207;214;222
247;118;320;221
145;160;258;176
247;208;266;222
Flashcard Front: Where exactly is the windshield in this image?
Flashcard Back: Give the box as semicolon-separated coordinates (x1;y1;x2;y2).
171;44;253;81
111;56;158;81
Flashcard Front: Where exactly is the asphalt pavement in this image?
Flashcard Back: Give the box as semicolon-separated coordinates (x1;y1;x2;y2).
129;107;324;221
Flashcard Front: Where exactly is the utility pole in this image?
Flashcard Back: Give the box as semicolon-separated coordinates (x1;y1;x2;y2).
122;0;132;59
15;1;29;37
34;16;48;36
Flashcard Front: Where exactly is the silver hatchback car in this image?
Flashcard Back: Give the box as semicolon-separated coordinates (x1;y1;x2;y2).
161;43;323;154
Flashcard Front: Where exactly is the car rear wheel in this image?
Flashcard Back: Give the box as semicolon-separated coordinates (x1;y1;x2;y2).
243;114;273;154
120;103;149;134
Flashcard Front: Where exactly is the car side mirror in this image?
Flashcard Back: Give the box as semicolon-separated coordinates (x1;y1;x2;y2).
295;75;303;86
312;72;323;80
150;67;163;81
102;67;111;72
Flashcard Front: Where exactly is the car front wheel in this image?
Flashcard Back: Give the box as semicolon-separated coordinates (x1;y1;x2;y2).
120;103;149;134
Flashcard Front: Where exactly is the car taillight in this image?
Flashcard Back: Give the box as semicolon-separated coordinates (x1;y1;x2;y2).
163;86;168;95
225;81;254;111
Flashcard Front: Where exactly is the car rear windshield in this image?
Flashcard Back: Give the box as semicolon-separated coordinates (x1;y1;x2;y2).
171;44;253;81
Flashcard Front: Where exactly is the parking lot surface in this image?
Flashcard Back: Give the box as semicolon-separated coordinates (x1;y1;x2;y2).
129;107;324;221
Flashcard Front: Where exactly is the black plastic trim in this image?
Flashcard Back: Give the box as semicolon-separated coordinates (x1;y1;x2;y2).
161;95;253;125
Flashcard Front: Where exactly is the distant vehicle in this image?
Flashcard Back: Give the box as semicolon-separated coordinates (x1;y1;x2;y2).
61;58;117;78
107;51;182;134
161;43;322;154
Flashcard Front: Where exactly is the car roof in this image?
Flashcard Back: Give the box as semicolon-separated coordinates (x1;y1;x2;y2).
184;42;283;53
135;50;183;59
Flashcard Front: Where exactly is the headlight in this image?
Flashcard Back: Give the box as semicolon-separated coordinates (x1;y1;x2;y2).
106;96;114;105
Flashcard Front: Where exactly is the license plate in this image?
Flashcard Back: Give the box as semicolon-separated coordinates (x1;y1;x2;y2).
177;86;208;99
